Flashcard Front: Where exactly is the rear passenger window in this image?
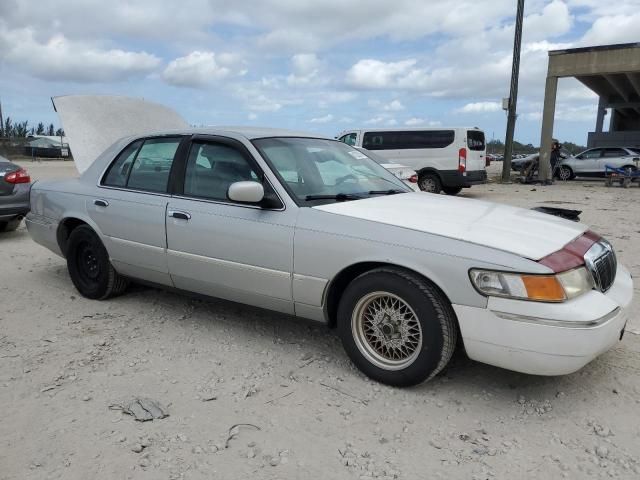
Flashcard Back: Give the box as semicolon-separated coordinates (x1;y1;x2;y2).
183;142;260;202
102;140;143;187
362;130;454;150
467;130;485;151
126;138;181;192
603;148;627;157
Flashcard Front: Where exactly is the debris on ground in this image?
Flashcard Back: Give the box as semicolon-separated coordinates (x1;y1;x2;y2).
109;398;169;421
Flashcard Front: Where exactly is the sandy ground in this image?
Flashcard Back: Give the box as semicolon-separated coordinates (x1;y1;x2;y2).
1;160;639;480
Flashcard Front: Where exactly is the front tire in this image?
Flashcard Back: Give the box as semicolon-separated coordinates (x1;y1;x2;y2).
442;186;463;195
66;225;128;299
337;268;457;387
557;165;573;181
418;173;441;194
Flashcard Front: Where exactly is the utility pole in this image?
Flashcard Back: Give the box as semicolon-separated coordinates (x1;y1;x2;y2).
0;99;4;137
501;0;525;182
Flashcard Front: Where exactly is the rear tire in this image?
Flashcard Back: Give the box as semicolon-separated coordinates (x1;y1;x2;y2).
0;217;22;232
337;267;457;387
418;173;441;194
442;186;463;195
66;225;128;299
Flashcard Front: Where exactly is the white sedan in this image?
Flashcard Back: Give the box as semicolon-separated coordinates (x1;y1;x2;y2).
25;96;633;387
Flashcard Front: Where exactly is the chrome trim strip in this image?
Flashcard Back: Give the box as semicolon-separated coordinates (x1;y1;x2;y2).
492;307;621;329
109;236;166;254
167;249;291;280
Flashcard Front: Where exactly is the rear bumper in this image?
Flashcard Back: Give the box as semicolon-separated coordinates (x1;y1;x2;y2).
440;169;487;188
25;213;63;256
453;265;633;376
0;183;30;221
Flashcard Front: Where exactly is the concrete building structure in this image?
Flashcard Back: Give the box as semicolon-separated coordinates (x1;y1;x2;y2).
538;43;640;181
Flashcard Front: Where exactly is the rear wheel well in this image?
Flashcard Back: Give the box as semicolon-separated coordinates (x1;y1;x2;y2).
57;218;89;257
417;168;441;180
325;262;457;331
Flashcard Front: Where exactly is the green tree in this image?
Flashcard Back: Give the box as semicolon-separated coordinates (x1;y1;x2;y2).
14;120;29;137
55;128;65;136
36;122;45;135
4;117;13;137
47;123;55;136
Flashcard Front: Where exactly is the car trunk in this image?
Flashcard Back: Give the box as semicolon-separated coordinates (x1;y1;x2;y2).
465;130;486;172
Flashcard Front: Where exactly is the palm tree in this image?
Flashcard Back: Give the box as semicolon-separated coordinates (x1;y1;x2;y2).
47;123;55;136
14;121;29;137
36;122;45;135
4;117;13;137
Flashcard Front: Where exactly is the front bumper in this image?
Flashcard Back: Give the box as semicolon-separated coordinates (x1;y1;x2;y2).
453;265;633;376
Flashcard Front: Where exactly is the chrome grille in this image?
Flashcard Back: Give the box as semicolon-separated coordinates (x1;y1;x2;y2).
585;240;617;292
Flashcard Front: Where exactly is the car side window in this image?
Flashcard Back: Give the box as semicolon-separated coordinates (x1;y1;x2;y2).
339;133;357;146
126;137;182;193
183;142;260;202
603;148;627;158
102;140;143;187
581;149;602;159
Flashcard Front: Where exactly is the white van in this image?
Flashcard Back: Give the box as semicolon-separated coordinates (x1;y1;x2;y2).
337;127;487;194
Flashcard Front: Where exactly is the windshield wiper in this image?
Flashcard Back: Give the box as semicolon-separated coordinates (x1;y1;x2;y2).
305;193;364;201
367;189;406;195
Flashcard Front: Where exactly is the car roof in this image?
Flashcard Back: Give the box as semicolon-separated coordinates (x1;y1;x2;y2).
128;126;332;141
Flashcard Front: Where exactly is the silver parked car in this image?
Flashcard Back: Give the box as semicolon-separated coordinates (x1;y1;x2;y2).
0;155;31;232
558;147;640;180
26;96;633;387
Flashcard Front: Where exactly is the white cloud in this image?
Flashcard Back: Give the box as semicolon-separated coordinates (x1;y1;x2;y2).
0;28;159;82
456;101;502;113
248;113;258;120
365;115;398;126
383;100;405;111
404;118;442;126
524;0;573;40
162;51;244;88
287;53;326;86
579;13;640;46
309;114;334;124
346;59;418;89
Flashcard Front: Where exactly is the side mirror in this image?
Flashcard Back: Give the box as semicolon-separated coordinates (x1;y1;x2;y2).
227;181;264;203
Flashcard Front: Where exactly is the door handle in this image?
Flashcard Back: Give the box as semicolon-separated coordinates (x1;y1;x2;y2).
94;199;109;207
168;210;191;221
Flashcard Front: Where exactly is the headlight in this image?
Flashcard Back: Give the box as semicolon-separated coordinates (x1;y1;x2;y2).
470;267;593;302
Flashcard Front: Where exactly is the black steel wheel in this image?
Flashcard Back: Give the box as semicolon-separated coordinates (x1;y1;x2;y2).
66;225;128;299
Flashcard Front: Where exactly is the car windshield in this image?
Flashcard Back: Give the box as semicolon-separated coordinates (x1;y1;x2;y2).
253;137;410;204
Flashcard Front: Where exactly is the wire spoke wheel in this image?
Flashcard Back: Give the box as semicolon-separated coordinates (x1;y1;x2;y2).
559;166;571;181
352;291;422;370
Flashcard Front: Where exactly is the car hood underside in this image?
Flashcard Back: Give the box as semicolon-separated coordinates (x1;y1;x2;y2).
313;192;588;260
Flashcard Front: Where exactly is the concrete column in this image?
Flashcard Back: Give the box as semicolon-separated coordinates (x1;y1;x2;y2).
595;96;606;133
538;75;558;182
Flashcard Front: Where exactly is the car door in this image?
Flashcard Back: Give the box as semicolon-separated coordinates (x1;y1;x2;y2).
599;148;633;172
89;135;186;286
165;135;297;314
573;148;602;175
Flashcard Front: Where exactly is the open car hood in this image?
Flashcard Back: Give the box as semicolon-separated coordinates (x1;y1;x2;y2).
52;95;189;173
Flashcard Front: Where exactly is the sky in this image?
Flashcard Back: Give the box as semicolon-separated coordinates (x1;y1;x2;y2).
1;0;639;145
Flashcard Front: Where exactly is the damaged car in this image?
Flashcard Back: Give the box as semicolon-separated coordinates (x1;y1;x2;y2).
26;96;633;386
